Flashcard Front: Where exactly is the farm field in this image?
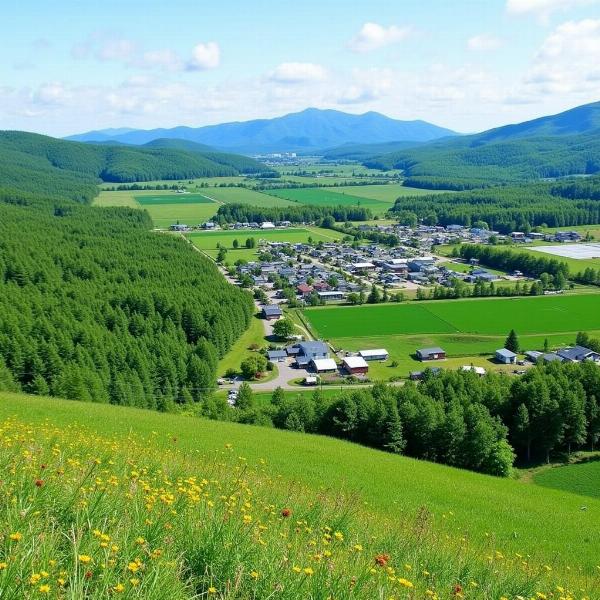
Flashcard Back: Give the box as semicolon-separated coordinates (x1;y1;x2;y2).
216;313;266;377
265;188;392;215
326;183;448;202
94;190;219;227
305;294;600;339
524;243;600;274
1;390;599;587
200;186;296;207
187;226;344;260
533;460;600;500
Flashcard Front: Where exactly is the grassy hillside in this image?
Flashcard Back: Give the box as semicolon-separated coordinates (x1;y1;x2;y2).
0;392;598;599
0;131;268;203
533;460;600;500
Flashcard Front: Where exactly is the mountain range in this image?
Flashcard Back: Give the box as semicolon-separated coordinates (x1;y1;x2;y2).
65;108;457;154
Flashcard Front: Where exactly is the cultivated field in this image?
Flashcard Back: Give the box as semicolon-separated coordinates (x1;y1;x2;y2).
325;183;447;202
533;460;600;500
265;188;392;215
200;186;296;207
187;226;344;260
1;391;599;592
94;190;219;227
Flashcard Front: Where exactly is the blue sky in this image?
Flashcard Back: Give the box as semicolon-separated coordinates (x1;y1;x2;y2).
2;0;600;135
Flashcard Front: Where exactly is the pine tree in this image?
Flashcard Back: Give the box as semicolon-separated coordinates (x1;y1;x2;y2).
505;329;520;353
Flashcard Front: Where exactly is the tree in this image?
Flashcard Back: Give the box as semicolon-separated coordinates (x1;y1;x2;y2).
513;403;532;461
240;354;268;380
236;382;254;410
367;285;381;304
271;386;285;406
233;239;239;249
216;247;227;263
505;329;520;353
272;318;295;339
245;237;256;249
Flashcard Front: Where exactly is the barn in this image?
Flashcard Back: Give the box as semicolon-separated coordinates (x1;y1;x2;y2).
416;347;446;361
342;356;369;375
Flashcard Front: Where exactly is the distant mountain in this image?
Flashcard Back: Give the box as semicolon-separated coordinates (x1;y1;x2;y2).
65;108;458;153
322;140;425;161
364;101;600;187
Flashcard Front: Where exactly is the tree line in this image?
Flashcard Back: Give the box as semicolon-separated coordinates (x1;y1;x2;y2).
205;359;600;476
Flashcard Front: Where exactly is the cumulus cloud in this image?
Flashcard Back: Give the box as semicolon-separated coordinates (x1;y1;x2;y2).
467;33;504;51
523;19;600;93
348;22;412;53
506;0;598;20
187;42;220;70
268;62;327;83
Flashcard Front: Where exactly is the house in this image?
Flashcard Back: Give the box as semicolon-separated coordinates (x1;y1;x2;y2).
383;259;408;274
296;283;314;296
262;305;282;320
525;350;543;363
358;349;389;361
311;358;338;373
416;347;446;361
317;291;345;302
495;348;517;364
202;221;216;230
294;340;329;368
267;350;287;362
539;352;563;363
342;356;369;375
408;257;435;272
409;367;442;380
169;224;189;231
556;346;600;363
352;262;376;272
260;222;275;229
303;375;318;385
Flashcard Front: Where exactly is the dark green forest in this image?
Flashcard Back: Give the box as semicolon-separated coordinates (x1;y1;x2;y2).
221;360;600;475
390;178;600;233
0;188;254;409
0;131;267;203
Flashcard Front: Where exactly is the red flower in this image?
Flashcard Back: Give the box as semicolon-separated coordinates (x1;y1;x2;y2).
374;553;390;567
281;508;292;518
453;584;463;596
35;479;44;487
85;571;93;579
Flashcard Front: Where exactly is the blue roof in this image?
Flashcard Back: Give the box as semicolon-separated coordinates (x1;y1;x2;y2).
496;348;517;358
267;350;287;359
298;341;328;355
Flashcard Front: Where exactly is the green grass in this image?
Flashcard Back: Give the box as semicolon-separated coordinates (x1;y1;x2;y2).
533;460;600;500
265;188;392;215
325;183;447;202
217;314;267;376
187;227;344;260
94;190;219;228
1;391;599;589
304;294;600;339
201;187;296;207
135;194;214;206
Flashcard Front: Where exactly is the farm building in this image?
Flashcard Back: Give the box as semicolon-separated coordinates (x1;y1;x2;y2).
495;348;517;364
297;283;314;296
260;222;275;229
358;349;389;361
262;305;282;320
557;346;600;363
317;291;345;302
311;358;338;373
342;356;369;375
461;365;486;376
352;262;375;272
267;350;287;363
293;341;329;368
416;347;446;361
525;351;543;363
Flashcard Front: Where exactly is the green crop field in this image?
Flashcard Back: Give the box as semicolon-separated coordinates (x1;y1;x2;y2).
135;194;214;206
325;183;448;202
187;226;344;260
533;460;600;500
0;391;599;598
305;294;600;339
265;188;391;214
94;190;219;227
202;186;296;207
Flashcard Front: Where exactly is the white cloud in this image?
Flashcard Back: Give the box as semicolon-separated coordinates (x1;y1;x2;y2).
467;33;504;51
506;0;598;20
348;22;412;53
268;62;327;83
523;19;600;93
33;82;72;106
187;42;220;71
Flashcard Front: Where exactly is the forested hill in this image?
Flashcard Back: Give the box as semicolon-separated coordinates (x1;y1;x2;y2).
363;101;600;188
0;163;255;409
0;131;268;202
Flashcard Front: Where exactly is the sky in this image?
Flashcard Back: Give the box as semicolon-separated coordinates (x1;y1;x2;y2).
2;0;600;136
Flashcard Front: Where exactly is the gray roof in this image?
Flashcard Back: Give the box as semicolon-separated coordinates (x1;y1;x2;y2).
262;305;282;316
557;345;598;361
496;348;517;358
417;347;445;355
267;350;287;360
541;352;563;363
298;340;328;355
